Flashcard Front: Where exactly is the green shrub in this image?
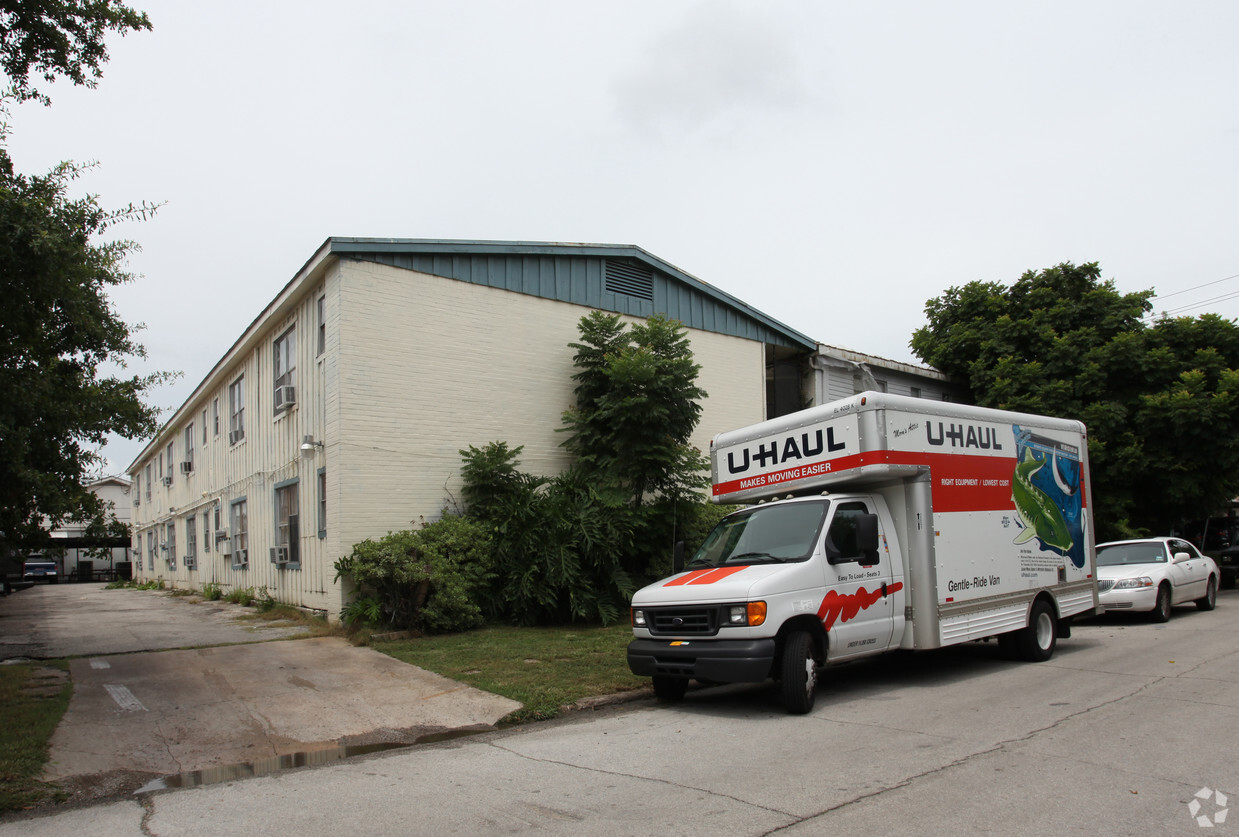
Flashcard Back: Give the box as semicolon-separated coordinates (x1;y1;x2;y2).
202;582;223;601
225;586;254;606
334;514;493;634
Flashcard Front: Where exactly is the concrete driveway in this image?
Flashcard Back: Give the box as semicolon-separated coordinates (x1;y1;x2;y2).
0;584;520;802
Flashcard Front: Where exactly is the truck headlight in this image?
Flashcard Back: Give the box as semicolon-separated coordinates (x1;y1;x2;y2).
727;602;766;626
1113;577;1153;589
632;608;646;627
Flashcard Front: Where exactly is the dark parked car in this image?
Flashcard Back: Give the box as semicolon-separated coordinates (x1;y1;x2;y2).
1216;546;1239;589
23;560;58;584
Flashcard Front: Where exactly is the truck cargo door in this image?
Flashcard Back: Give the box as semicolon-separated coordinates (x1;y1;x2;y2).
819;501;901;660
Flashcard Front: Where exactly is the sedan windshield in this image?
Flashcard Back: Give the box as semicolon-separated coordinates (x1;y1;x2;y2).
1097;543;1168;566
688;500;829;568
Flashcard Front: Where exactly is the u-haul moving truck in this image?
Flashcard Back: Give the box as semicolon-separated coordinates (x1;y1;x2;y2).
627;392;1099;713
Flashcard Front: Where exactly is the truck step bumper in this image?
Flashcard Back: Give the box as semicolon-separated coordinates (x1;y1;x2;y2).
627;637;776;683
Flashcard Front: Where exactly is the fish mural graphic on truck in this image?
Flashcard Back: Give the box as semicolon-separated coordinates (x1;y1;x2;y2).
1010;425;1086;568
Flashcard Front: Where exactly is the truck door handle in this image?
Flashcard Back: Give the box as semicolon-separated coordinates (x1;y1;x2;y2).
882;582;888;597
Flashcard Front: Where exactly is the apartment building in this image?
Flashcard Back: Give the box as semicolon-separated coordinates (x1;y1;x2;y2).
127;239;823;616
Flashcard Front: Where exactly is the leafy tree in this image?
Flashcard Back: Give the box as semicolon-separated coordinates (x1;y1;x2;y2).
458;313;716;625
459;442;635;626
561;312;710;507
911;262;1239;538
0;143;168;565
0;0;151;105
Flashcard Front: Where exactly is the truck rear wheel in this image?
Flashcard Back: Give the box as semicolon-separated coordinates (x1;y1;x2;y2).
652;675;688;702
780;631;819;714
1016;600;1057;662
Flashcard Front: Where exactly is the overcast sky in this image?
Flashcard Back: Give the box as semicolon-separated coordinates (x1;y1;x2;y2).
8;1;1239;475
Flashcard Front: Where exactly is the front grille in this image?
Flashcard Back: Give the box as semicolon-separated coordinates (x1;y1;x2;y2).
1097;579;1116;593
648;607;721;636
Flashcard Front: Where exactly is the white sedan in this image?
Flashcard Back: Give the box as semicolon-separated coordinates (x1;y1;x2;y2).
1096;537;1219;622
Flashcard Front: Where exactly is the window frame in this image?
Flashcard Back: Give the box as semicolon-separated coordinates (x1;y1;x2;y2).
274;478;301;567
230;497;249;568
273;327;296;414
228;376;246;443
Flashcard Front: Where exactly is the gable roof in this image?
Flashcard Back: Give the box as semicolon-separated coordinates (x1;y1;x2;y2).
329;239;816;350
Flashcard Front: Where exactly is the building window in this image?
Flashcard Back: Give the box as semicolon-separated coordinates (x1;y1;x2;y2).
157;452;163;482
203;510;211;554
185;515;197;568
228;377;245;443
230;498;248;567
202;409;208;445
274;327;296;414
166;441;175;485
910;387;921;399
317;468;327;538
316;296;326;356
274;479;299;566
213;397;220;436
165;520;176;571
183;424;194;474
146;530;154;571
134;473;141;506
145;464;152;501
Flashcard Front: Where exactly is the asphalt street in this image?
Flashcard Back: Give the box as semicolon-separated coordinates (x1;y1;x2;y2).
2;585;1236;835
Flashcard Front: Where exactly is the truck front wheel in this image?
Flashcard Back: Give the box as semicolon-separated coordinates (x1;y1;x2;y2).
780;631;819;714
1016;600;1057;662
652;675;688;702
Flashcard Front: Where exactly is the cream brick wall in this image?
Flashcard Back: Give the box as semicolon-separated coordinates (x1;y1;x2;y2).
334;259;765;552
131;254;769;618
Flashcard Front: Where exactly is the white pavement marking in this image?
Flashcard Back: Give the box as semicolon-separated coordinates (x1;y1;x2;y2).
89;659;110;669
103;684;147;712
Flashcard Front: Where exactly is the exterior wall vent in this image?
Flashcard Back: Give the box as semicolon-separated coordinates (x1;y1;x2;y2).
605;259;654;301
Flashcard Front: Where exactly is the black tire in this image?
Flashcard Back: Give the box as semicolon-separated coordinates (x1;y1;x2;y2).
1016;600;1057;662
651;675;688;703
1150;584;1172;623
780;631;819;714
1196;576;1218;611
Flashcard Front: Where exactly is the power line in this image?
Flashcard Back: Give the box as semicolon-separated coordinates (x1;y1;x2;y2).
1149;273;1239;303
1147;289;1239;319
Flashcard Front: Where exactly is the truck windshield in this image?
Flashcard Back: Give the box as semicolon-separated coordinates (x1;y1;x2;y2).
687;500;829;568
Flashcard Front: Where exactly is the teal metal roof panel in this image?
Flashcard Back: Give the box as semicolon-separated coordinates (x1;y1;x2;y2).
330;238;814;350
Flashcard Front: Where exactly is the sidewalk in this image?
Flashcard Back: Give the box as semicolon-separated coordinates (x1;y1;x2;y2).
0;584;520;805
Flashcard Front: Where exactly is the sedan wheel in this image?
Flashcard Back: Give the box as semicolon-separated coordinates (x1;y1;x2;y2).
1196;576;1218;611
1150;584;1172;623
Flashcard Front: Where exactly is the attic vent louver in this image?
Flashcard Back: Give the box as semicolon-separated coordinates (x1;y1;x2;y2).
605;259;654;301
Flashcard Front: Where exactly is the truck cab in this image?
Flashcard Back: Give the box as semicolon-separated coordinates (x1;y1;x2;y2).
629;493;904;713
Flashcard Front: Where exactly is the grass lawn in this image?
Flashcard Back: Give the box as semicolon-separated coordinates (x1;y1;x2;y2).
0;661;72;812
375;623;647;724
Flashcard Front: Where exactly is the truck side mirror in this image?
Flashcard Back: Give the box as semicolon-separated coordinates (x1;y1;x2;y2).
673;541;686;574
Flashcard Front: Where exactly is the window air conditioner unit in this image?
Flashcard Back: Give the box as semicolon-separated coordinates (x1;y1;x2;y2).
234;548;248;565
229;429;245;444
215;529;229;542
162;475;173;486
179;460;194;474
159;541;168;552
184;556;197;570
274;385;296;411
269;545;290;564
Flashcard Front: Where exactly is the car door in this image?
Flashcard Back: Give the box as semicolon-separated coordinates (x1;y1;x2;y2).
1167;538;1209;602
818;500;900;661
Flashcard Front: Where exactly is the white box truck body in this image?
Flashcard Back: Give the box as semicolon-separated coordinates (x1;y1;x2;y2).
627;392;1099;713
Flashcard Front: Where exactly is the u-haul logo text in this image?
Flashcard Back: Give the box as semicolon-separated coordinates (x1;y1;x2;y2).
726;428;845;475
